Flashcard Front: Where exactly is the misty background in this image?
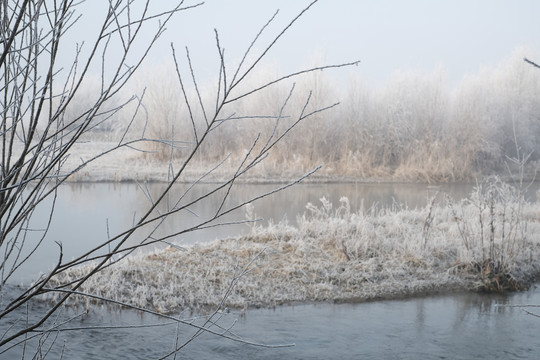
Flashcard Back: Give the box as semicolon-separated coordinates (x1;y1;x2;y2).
57;1;540;183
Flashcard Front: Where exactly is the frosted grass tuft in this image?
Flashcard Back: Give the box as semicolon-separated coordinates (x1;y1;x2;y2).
46;184;540;314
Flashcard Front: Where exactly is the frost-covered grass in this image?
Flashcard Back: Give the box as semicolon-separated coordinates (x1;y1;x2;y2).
46;180;540;314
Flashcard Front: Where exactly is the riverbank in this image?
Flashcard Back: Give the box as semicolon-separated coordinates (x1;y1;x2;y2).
59;140;537;184
61;140;387;183
59;141;377;183
46;188;540;314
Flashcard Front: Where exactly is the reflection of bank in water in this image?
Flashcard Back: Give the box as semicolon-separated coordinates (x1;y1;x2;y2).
6;284;540;359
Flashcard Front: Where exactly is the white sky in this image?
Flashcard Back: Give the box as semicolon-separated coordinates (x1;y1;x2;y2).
73;0;540;88
152;0;540;87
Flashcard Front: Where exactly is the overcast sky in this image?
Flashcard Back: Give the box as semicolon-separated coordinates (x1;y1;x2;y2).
74;1;540;88
140;0;539;87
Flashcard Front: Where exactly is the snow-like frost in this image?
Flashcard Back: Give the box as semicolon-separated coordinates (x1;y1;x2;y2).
46;192;540;314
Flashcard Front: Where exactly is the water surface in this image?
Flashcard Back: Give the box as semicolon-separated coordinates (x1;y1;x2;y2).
3;285;540;359
3;181;540;359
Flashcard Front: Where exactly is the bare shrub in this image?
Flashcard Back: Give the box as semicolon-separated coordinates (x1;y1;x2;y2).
448;177;534;291
0;0;359;357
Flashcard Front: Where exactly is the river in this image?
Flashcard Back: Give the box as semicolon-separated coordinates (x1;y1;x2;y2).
2;181;540;359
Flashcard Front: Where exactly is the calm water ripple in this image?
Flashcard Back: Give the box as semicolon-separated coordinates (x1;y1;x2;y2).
3;285;540;359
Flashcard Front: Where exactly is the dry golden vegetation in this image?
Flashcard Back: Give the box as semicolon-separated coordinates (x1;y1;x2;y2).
68;47;540;183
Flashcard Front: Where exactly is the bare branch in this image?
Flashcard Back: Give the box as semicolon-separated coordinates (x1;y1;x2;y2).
524;57;540;69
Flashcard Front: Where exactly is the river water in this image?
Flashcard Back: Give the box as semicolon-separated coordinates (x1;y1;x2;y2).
3;284;540;359
6;181;481;284
2;182;540;359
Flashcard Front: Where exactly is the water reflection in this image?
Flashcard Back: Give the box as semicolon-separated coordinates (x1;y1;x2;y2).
6;286;538;359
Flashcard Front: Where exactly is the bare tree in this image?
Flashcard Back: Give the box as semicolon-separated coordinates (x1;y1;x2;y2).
0;0;358;357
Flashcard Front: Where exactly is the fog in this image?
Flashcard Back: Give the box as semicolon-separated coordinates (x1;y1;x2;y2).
48;1;540;182
68;45;540;183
